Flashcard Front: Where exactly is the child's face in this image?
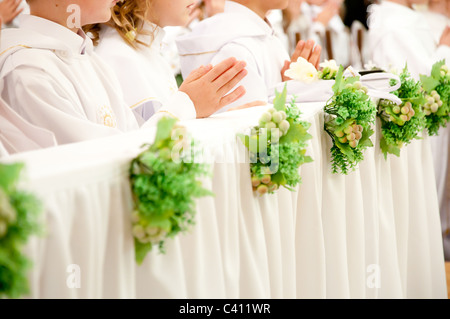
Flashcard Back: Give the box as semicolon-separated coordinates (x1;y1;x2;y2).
149;0;198;27
77;0;120;25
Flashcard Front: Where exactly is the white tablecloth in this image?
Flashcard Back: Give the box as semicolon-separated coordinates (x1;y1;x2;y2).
2;103;447;298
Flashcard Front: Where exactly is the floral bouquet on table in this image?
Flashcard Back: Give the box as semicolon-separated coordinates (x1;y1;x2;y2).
271;57;335;104
0;163;42;299
129;117;212;264
238;86;313;195
419;60;450;136
377;65;426;158
323;65;377;174
317;59;339;80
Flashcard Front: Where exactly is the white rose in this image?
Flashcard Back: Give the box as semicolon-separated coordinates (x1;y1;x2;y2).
319;59;339;72
284;57;318;83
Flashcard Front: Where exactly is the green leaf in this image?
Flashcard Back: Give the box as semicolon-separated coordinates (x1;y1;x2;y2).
380;136;400;159
273;84;288;112
134;239;153;266
419;75;439;92
280;122;312;144
0;163;24;192
147;216;172;231
303;155;313;164
358;127;374;148
431;60;445;79
152;117;178;148
332;65;345;94
270;171;286;185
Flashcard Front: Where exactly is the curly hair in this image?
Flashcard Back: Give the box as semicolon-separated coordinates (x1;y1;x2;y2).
84;0;154;48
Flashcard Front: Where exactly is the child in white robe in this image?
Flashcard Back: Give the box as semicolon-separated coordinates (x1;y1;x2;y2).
367;0;450;79
0;0;248;146
176;0;322;112
89;0;244;122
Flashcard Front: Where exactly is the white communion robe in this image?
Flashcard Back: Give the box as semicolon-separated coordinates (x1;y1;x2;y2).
0;15;196;147
0;97;57;155
176;0;290;112
95;23;195;121
367;1;450;79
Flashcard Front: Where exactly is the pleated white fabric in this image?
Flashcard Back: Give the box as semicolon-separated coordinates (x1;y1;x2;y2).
2;104;446;299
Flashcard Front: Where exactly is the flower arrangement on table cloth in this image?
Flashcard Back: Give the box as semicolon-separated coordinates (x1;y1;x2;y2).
129;117;212;264
0;163;42;299
238;86;313;195
419;60;450;137
323;66;377;174
377;65;426;158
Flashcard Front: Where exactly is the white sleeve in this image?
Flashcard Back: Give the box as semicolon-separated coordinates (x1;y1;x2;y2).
1;67;123;145
141;91;196;128
208;42;268;112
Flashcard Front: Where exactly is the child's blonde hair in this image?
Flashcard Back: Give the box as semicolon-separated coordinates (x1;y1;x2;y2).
84;0;154;48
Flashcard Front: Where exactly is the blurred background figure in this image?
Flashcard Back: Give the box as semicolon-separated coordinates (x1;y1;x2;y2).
0;0;27;28
282;0;350;67
366;0;449;78
422;0;449;42
342;0;376;70
267;9;290;53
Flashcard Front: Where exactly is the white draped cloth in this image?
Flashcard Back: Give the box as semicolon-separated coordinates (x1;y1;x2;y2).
2;99;446;298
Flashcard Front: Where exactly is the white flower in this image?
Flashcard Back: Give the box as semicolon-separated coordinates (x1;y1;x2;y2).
364;60;378;70
284;57;318;83
319;59;339;72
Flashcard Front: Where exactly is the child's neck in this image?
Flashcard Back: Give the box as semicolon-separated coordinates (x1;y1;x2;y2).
385;0;412;9
29;5;79;33
230;0;269;19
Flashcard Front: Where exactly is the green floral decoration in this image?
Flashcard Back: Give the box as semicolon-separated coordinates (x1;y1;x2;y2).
324;65;377;174
0;163;42;299
129;117;212;265
378;65;426;158
419;60;450;136
238;85;313;195
318;60;339;80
